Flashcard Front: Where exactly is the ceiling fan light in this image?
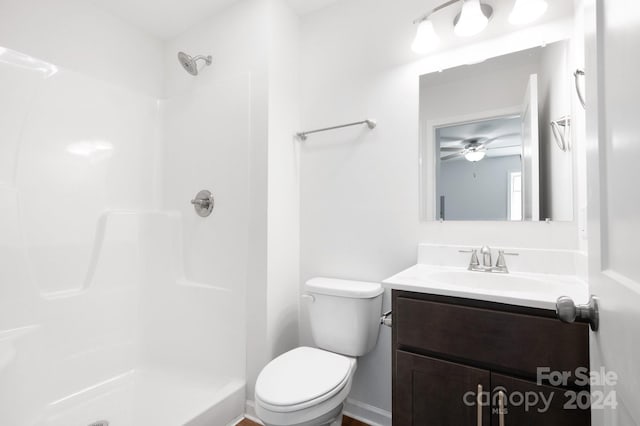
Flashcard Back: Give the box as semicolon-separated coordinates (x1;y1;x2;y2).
454;0;489;37
465;150;486;162
412;19;440;54
509;0;548;25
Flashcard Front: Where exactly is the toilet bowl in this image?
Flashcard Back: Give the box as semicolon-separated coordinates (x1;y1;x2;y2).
254;278;383;426
255;347;357;426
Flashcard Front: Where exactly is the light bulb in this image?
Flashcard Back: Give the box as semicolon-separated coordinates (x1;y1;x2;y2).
454;0;489;37
412;19;440;54
464;150;486;162
509;0;548;25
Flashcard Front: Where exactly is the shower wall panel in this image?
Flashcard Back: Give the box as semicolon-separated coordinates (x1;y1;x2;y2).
159;73;251;385
0;47;161;425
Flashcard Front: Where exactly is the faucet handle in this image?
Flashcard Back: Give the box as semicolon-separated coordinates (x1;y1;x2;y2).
495;250;519;270
497;249;519;258
459;249;480;269
470;250;480;268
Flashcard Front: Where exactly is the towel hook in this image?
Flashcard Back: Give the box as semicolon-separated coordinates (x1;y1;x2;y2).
574;69;586;108
550;116;571;152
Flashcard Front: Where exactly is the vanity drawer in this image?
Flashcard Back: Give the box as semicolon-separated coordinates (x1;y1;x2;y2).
395;296;589;380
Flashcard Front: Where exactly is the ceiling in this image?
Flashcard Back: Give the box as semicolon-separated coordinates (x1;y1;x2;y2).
91;0;341;40
91;0;236;39
90;0;573;45
287;0;341;15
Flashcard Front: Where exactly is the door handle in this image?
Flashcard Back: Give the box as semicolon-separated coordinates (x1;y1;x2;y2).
556;295;599;331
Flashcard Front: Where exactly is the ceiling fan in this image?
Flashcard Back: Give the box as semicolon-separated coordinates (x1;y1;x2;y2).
439;133;521;162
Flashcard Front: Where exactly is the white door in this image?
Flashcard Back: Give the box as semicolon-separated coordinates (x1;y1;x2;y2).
586;0;640;424
520;74;540;221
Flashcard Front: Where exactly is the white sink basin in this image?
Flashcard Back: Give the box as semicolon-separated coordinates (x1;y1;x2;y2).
383;264;589;310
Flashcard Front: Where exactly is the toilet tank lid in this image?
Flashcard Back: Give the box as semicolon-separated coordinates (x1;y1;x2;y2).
305;277;383;299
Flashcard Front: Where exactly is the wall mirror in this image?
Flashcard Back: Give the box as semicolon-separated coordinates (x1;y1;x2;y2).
420;40;580;222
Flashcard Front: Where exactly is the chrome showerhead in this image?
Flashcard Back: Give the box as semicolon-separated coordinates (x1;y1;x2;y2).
177;51;212;76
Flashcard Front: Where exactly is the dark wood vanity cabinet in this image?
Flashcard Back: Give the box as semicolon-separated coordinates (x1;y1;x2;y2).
392;291;591;426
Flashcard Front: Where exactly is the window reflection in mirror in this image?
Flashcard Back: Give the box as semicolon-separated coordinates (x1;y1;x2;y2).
420;40;579;222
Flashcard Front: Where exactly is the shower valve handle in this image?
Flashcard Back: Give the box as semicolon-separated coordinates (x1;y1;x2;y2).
191;198;209;207
190;190;214;217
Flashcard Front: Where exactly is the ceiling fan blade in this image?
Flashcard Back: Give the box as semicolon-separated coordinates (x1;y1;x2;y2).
482;132;521;146
441;152;464;161
486;145;521;150
439;136;467;142
440;147;464;152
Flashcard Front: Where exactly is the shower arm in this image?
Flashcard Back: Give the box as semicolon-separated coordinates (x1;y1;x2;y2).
193;55;213;65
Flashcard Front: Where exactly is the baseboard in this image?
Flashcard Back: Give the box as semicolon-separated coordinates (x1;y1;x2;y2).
243;400;264;425
227;415;245;426
244;398;391;426
343;398;392;426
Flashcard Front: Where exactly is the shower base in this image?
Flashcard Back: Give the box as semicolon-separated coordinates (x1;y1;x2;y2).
39;369;245;426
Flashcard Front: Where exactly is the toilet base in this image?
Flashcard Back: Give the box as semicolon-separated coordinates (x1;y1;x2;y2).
328;412;343;426
260;403;343;426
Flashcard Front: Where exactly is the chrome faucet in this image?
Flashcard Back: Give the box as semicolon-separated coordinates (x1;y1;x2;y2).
460;246;518;273
480;245;492;268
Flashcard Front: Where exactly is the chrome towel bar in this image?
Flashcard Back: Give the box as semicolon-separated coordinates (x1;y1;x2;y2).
297;119;376;141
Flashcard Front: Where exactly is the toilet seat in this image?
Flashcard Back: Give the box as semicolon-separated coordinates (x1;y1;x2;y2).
255;347;357;413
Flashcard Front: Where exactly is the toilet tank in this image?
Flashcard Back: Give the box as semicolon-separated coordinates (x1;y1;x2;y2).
305;277;384;357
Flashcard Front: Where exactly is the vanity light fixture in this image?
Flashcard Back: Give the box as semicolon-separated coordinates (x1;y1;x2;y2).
412;19;440;54
509;0;548;25
464;150;486;162
412;0;493;54
454;0;492;37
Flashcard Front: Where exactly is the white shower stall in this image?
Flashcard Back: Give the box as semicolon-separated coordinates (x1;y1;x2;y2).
0;46;249;426
0;0;302;424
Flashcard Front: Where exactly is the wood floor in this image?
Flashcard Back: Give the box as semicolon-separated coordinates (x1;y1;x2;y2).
237;415;369;426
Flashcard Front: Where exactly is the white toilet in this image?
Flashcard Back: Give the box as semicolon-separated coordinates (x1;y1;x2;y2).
254;277;384;426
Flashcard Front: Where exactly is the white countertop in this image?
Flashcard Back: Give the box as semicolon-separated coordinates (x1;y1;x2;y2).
383;264;590;310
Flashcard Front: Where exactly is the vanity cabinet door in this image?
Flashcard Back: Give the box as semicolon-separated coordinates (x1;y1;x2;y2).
491;373;590;426
395;350;490;426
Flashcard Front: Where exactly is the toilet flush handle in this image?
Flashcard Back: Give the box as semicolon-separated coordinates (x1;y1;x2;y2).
301;294;315;303
380;310;392;327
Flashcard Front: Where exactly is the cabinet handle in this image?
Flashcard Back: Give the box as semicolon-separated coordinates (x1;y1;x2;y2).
476;384;482;426
498;390;505;426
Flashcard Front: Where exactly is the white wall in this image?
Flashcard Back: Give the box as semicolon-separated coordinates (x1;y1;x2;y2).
538;41;574;221
265;0;301;376
0;0;164;98
299;0;583;419
439;156;522;221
